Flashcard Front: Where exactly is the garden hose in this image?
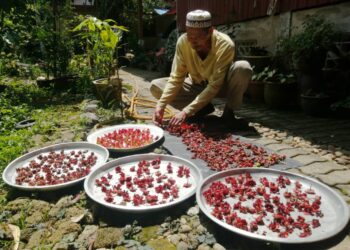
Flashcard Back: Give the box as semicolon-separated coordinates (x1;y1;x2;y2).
123;83;174;121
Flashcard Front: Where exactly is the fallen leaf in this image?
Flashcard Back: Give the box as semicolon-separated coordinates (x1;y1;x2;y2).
70;212;86;223
8;224;20;250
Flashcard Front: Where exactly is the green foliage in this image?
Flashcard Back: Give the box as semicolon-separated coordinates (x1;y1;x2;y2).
0;97;29;134
252;67;295;83
331;96;350;110
122;221;142;240
0;130;32;179
74;16;128;80
165;29;178;62
1;79;52;106
68;54;94;96
95;0;170;27
277;15;340;66
0;0;78;78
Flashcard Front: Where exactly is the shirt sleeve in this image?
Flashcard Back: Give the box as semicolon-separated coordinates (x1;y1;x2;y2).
156;38;187;109
183;44;235;116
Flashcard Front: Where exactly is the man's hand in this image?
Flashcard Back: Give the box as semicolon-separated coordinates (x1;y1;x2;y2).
169;110;187;127
153;106;165;126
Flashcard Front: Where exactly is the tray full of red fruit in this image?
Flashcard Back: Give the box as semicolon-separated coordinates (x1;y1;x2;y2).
2;142;109;191
197;168;349;243
87;124;164;153
84;154;202;212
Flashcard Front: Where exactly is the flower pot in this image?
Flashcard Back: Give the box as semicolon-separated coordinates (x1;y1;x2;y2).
298;73;324;95
264;81;298;109
300;95;331;116
93;77;122;108
246;80;265;103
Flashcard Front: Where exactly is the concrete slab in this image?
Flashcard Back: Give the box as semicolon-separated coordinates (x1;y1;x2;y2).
299;162;348;175
316;169;350;186
278;148;309;158
265;143;294;152
328;236;350;250
292;154;328;165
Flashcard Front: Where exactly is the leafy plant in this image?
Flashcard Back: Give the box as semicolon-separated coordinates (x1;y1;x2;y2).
0;0;77;78
164;29;179;62
1;78;52;106
277;15;340;71
252;66;295;83
122;220;142;240
74;16;128;80
331;96;350;110
74;16;128;110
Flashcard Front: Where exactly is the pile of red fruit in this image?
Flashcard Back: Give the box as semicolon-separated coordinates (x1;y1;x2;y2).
95;157;193;206
203;172;322;238
167;123;285;171
15;150;97;186
97;128;157;149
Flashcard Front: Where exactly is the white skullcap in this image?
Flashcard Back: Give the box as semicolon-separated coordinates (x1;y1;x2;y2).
186;10;212;28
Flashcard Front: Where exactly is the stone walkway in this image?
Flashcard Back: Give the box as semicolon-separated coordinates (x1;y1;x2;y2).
120;67;350;250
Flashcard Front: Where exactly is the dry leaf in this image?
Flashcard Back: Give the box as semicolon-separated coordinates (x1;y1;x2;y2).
70;213;86;223
8;224;20;250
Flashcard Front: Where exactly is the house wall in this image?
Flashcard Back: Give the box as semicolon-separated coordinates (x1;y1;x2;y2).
228;1;350;53
176;0;346;31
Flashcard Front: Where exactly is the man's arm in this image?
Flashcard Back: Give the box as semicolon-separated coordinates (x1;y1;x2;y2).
183;44;234;116
156;39;187;110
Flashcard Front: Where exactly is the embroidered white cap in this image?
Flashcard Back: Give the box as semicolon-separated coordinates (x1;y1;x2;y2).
186;10;212;28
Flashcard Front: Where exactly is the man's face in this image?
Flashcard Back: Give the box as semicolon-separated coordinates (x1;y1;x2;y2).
186;27;212;52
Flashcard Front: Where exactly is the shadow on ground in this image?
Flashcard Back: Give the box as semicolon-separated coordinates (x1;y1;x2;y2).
236;101;350;156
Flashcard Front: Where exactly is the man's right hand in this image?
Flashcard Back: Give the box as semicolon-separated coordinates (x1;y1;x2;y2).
153;106;165;126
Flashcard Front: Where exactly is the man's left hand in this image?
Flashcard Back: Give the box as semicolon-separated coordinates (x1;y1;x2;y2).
169;111;187;127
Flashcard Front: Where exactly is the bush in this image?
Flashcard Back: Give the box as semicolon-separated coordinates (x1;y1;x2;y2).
277;15;340;71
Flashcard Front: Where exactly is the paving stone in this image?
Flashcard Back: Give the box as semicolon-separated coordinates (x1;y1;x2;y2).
254;138;278;146
299;162;348;175
292;154;327;165
265;143;294;152
278;148;309;158
316;169;350;186
336;184;350;197
333;188;350;207
329;236;350;250
335;157;350;166
285;168;302;174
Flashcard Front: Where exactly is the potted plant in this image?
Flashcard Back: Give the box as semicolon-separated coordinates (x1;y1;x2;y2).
74;16;128;109
323;41;350;101
277;15;340;95
261;67;297;109
246;67;270;103
330;96;350;118
34;0;77;91
300;91;331;117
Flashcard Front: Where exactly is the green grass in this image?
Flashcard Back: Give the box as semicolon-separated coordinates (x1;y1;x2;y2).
0;78;90;187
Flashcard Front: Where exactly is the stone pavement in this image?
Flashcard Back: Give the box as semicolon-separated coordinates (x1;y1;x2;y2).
120;67;350;249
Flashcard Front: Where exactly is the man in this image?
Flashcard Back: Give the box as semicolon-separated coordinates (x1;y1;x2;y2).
150;9;252;127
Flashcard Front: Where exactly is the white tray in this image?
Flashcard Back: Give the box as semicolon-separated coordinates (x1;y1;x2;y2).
86;124;164;153
197;168;350;243
2;142;109;191
84;154;202;212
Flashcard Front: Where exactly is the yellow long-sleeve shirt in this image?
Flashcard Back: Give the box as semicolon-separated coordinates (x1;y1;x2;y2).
157;30;235;116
